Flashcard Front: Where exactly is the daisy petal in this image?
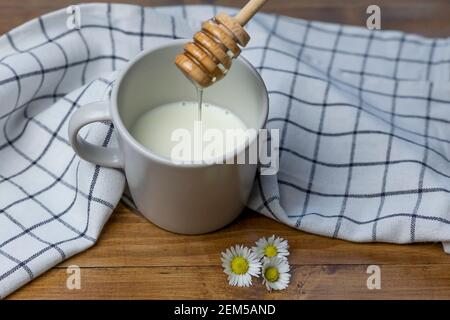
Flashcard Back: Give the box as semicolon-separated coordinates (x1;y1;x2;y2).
221;244;261;287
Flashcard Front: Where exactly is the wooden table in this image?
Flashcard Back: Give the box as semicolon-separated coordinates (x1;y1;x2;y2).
4;0;450;299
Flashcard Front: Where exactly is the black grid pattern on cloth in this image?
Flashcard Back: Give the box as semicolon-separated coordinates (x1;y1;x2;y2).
0;3;193;298
243;9;450;242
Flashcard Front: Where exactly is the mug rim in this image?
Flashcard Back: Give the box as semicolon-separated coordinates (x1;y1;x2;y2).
111;39;269;168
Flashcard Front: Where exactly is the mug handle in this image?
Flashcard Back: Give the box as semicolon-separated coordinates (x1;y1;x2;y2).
68;101;124;168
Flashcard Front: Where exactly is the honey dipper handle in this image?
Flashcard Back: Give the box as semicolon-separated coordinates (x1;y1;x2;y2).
234;0;268;26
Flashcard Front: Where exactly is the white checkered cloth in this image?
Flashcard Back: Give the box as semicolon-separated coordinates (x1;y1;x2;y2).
0;3;449;298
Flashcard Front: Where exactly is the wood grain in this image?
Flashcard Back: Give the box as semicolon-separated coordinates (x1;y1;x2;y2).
8;204;450;299
9;262;450;299
1;1;450;36
3;0;450;299
49;205;450;268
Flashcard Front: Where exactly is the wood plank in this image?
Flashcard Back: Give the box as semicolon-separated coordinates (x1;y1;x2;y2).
1;1;449;36
1;0;448;9
9;264;450;299
53;203;450;268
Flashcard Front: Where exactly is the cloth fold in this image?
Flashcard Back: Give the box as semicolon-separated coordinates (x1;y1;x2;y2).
0;3;449;298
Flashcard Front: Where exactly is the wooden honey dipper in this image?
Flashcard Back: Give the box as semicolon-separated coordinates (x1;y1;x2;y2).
175;0;268;88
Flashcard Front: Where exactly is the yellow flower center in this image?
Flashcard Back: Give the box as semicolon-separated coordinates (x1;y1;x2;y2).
264;245;278;258
265;267;279;282
230;256;249;275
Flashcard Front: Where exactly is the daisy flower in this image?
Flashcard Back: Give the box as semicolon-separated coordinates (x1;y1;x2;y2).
262;257;291;291
221;245;261;287
252;235;289;260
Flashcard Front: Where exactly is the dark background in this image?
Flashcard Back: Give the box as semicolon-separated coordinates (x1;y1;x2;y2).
1;0;450;36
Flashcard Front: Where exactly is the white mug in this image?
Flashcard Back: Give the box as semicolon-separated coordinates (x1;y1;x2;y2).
68;40;269;234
